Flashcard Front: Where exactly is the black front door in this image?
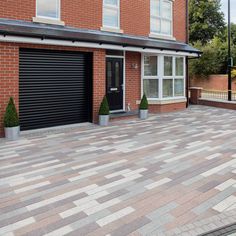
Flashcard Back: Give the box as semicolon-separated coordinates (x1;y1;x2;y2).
106;58;124;111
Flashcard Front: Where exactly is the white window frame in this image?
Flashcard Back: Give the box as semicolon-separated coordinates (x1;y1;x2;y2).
141;54;186;101
150;0;173;37
103;0;120;29
36;0;61;20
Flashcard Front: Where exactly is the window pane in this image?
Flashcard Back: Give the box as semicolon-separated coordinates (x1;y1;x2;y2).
104;0;118;6
143;79;159;98
176;57;184;76
161;20;171;35
163;79;173;97
37;0;59;19
174;79;184;96
144;56;157;76
151;0;160;17
103;8;119;27
164;57;173;76
151;18;160;33
162;0;171;19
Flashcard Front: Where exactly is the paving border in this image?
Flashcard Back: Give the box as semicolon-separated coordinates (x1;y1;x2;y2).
164;209;236;236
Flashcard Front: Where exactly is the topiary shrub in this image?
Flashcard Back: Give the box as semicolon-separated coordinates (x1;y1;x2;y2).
99;96;110;115
139;94;148;110
4;97;19;128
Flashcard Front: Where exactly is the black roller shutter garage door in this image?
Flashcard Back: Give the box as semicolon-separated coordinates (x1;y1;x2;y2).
19;49;93;131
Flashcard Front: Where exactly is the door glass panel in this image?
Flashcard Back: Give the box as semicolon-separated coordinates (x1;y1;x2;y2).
107;61;112;88
115;62;120;88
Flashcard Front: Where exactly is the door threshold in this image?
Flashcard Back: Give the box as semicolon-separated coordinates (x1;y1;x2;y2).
110;110;125;114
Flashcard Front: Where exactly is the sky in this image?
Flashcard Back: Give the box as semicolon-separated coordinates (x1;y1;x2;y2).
221;0;236;23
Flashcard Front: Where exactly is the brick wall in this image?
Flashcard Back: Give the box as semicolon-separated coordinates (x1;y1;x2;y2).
0;42;105;136
0;0;186;41
190;75;236;91
173;0;187;42
125;52;141;111
0;43;19;137
149;102;186;113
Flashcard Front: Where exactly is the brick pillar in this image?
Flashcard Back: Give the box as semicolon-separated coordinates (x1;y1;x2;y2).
0;43;19;137
189;87;202;105
92;49;106;123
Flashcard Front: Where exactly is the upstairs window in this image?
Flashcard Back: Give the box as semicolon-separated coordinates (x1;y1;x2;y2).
36;0;60;20
103;0;120;29
150;0;173;36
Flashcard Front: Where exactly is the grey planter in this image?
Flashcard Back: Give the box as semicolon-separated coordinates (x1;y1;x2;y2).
99;115;109;126
139;109;148;120
4;126;20;141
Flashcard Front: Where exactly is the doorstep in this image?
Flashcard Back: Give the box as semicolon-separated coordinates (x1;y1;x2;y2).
110;110;139;121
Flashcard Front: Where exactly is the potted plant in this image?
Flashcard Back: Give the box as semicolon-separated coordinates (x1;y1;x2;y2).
139;94;148;120
99;96;110;126
4;97;20;141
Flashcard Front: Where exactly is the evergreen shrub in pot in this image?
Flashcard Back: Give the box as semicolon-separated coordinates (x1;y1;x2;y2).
139;94;149;120
4;97;20;140
99;96;110;126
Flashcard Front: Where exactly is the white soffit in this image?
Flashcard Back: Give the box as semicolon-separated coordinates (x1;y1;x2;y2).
0;35;199;57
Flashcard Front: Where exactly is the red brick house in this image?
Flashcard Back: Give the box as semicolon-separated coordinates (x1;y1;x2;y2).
0;0;200;135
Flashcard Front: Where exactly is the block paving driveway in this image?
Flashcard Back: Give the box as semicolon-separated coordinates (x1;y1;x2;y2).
0;106;236;236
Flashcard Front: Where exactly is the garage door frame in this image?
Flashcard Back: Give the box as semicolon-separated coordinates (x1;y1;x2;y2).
19;48;93;131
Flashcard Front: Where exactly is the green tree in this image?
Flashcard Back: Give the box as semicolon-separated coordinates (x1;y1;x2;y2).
220;23;236;45
189;37;236;77
189;0;225;44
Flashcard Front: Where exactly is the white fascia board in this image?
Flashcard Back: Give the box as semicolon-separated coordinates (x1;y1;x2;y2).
0;35;199;57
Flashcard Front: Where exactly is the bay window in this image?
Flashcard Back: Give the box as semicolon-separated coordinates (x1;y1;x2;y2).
150;0;173;36
36;0;60;20
142;55;185;100
103;0;120;29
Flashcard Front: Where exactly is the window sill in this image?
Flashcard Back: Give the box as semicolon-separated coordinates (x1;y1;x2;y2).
100;27;124;34
136;97;186;105
149;33;176;41
32;17;65;26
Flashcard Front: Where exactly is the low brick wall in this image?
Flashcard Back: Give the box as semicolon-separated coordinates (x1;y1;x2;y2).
149;102;186;113
198;99;236;110
190;75;236;91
